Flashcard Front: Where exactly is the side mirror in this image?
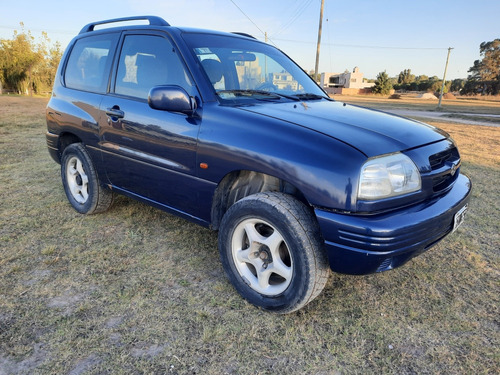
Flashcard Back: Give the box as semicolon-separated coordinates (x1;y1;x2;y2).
148;85;196;116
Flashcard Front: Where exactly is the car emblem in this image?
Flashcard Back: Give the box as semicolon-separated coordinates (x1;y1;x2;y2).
450;161;459;176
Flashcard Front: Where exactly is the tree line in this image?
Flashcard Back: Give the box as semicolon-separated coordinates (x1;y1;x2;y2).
372;38;499;96
1;27;498;98
0;24;62;95
462;39;500;95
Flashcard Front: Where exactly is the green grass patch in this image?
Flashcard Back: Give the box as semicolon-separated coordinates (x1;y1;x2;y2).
0;96;498;374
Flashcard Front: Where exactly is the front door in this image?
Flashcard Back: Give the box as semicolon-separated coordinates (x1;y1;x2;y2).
99;33;201;216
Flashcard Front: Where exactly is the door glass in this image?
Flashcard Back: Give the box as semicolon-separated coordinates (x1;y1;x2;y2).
115;34;194;99
64;34;118;93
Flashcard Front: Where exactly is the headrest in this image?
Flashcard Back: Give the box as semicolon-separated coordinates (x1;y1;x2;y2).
201;59;223;85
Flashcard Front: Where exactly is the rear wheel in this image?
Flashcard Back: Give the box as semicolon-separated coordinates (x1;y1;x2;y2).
61;143;113;214
218;192;329;313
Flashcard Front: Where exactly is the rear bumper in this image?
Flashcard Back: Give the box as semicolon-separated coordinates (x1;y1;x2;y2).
316;174;471;275
46;131;60;163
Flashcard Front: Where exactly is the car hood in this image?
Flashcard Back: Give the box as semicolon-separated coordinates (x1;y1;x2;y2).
239;100;448;157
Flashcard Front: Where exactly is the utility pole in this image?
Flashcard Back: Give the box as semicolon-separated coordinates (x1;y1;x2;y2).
438;47;453;109
265;32;268;81
314;0;325;83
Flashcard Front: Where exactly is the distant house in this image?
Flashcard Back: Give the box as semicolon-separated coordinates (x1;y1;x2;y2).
272;72;299;91
235;59;300;91
320;67;374;95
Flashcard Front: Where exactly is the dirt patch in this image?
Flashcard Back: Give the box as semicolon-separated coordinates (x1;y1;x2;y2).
68;354;102;375
46;288;96;316
104;316;127;329
0;96;48;118
0;344;48;375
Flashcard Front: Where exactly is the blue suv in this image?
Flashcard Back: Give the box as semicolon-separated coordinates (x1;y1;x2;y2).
46;16;471;313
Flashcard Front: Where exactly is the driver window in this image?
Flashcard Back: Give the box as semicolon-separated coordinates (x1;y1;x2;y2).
115;35;194;99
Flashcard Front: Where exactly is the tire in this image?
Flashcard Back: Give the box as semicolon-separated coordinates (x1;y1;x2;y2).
218;192;329;313
61;143;113;215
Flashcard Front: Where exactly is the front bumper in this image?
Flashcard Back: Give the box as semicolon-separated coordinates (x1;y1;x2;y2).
316;174;472;275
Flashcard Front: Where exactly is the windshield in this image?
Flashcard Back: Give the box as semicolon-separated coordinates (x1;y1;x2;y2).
182;32;328;104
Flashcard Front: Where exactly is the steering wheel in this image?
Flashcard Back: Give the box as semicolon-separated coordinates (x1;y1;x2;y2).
255;82;278;91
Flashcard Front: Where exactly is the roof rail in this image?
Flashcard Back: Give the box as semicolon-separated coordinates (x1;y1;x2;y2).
232;32;257;40
79;16;170;34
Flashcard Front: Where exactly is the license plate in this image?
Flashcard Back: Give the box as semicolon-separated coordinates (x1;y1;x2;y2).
452;204;468;233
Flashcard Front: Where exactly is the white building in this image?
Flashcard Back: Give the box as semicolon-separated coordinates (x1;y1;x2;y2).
320;67;374;93
272;72;298;91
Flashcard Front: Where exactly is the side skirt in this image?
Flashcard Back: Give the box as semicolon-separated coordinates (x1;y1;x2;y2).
110;185;211;228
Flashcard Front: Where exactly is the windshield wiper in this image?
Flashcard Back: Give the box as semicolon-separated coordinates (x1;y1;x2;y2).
216;90;300;101
292;93;328;101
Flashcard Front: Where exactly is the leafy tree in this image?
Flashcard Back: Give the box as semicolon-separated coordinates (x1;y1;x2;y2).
372;71;393;95
407;75;427;91
0;24;62;95
396;68;415;90
34;40;63;93
433;80;451;94
430;79;443;93
1;30;39;94
450;79;465;93
420;76;439;93
463;39;500;95
308;70;320;82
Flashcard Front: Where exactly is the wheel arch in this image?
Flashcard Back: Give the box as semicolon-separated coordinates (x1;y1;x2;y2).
210;170;310;230
57;132;83;161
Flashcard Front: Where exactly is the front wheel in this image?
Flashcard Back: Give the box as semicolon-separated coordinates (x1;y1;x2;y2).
218;192;329;313
61;143;113;215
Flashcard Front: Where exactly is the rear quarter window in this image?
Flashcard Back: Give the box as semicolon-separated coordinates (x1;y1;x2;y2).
64;34;118;93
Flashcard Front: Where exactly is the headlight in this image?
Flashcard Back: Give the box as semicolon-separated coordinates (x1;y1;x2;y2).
358;153;421;200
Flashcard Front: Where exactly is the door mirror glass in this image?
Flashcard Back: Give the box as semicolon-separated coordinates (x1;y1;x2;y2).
148;85;195;115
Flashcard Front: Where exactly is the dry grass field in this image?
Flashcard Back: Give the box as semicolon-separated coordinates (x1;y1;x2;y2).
0;95;499;374
338;93;500;115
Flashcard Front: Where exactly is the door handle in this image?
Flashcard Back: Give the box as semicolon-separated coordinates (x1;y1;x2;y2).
105;107;125;119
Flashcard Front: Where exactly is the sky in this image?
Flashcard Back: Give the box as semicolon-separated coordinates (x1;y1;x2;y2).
1;0;499;80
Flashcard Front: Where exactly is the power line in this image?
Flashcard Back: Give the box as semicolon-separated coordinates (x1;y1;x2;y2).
273;37;449;50
273;0;314;37
229;0;278;47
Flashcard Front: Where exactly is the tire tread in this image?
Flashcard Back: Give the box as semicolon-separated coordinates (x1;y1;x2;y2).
61;143;113;215
219;192;329;313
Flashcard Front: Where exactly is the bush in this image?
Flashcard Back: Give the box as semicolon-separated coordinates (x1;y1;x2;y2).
372;71;393;95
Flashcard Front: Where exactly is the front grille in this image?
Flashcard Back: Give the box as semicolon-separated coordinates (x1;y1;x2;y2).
431;169;460;192
428;147;461;193
429;148;459;170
